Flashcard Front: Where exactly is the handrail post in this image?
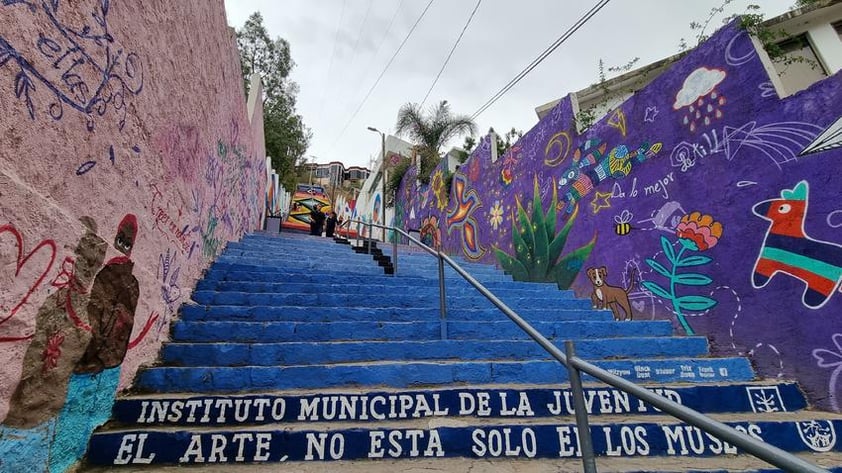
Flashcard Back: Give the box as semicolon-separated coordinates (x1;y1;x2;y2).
367;222;372;254
437;251;447;339
392;234;398;276
565;341;598;473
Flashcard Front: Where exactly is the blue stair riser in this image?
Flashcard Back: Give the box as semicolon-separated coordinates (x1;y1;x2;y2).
178;305;616;323
195;279;561;292
87;419;841;465
223;253;505;275
111;383;807;427
208;262;389;275
199;271;515;285
204;269;513;285
228;240;408;250
190;291;579;308
160;337;710;366
205;264;514;282
170;320;676;343
195;277;559;293
136;358;755;392
194;281;573;298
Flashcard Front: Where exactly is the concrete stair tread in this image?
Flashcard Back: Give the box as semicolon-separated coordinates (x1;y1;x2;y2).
114;379;809;398
168;320;677;343
178;306;616;322
160;337;711;366
190;292;579;306
95;412;842;433
136;357;755;392
79;453;842;472
197;285;575;297
162;336;706;346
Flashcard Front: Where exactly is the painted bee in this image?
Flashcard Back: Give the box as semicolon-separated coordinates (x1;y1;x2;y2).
614;210;634;236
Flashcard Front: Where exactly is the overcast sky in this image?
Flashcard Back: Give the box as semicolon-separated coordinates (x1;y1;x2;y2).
224;0;797;169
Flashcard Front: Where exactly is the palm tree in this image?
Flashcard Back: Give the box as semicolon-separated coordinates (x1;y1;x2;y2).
395;100;477;153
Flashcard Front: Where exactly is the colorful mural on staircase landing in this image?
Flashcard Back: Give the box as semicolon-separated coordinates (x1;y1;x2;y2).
282;185;333;233
393;21;842;412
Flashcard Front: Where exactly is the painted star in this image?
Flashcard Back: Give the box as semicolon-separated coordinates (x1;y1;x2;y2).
644;106;659;123
590;191;613;214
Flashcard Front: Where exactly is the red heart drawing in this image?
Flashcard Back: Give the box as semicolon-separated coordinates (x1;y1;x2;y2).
0;224;57;341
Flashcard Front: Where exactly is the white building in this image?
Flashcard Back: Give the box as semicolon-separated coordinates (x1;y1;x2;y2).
535;0;842;130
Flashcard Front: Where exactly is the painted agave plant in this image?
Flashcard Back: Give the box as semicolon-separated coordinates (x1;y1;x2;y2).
494;177;597;289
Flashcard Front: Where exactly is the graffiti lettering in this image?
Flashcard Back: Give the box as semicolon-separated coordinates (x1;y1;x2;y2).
149;184;192;253
0;1;144;129
610;178;639;199
643;173;675;200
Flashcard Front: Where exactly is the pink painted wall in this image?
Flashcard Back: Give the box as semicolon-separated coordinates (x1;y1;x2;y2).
0;1;265;470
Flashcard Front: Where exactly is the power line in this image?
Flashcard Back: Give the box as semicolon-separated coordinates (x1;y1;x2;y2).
347;0;374;69
470;0;611;120
331;0;436;148
346;0;405;112
318;0;349;117
419;0;483;109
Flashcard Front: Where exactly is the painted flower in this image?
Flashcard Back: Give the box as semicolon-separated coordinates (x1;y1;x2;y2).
501;167;513;186
675;212;722;251
42;331;65;373
489;200;504;230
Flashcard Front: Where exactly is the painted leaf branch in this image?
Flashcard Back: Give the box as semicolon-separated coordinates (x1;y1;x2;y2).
643;213;722;335
494;177;596;289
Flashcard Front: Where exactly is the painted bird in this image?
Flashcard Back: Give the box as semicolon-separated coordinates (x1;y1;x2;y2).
751;180;842;309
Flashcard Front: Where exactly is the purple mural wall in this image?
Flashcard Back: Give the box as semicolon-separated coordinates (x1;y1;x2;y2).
395;22;842;412
0;1;265;471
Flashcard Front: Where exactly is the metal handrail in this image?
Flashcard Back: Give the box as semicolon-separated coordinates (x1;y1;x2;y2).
343;219;828;473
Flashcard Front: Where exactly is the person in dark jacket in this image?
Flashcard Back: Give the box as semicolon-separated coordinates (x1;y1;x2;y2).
309;205;325;235
325;211;338;237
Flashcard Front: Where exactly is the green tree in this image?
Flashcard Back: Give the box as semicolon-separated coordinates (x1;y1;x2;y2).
491;127;523;157
395;100;477;183
236;12;311;191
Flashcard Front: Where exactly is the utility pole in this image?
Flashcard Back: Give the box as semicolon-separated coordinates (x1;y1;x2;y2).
367;127;387;242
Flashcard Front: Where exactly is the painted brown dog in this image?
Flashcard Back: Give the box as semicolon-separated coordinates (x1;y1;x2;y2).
587;266;636;321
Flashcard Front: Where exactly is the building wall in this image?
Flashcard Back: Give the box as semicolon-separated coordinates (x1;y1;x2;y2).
395;21;842;412
0;1;265;471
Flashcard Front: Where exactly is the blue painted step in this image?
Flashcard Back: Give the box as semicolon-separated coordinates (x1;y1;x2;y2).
87;418;842;465
178;305;615;322
196;275;559;292
195;281;577;300
205;264;514;282
190;291;580;309
109;383;808;426
169;320;676;343
160;337;710;366
136;357;755;392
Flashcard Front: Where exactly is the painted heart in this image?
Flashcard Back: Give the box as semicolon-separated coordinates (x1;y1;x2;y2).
632;300;646;313
0;225;57;340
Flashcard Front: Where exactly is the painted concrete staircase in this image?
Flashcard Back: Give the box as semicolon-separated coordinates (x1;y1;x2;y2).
84;232;842;471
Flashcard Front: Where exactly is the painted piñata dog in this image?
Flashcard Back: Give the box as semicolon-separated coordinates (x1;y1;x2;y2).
751;180;842;309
